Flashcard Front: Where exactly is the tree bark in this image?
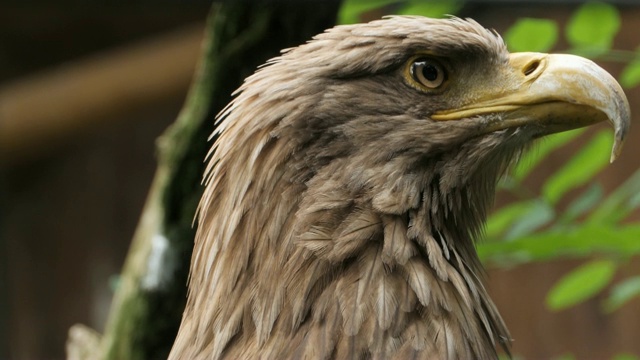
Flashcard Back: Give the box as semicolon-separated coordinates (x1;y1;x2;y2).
66;2;340;359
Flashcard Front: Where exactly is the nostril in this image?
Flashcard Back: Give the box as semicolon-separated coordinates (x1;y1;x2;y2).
523;60;541;76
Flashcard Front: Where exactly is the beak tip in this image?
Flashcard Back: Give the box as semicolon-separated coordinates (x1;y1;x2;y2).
610;134;626;163
609;107;630;164
605;81;631;164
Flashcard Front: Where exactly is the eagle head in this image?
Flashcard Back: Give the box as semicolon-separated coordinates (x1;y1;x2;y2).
171;16;630;359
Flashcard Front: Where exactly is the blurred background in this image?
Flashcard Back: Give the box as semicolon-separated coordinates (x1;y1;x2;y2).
1;1;639;359
0;4;210;358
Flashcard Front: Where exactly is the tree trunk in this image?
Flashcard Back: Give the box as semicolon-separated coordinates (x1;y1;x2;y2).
66;2;340;359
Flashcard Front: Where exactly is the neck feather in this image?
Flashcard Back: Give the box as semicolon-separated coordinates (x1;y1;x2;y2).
172;123;516;359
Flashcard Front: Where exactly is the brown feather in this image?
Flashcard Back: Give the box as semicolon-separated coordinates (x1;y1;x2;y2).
381;215;416;265
170;16;517;359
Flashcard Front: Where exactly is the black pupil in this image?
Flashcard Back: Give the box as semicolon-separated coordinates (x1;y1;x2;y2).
421;63;439;81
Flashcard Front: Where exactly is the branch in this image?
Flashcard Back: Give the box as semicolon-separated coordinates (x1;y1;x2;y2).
66;2;340;359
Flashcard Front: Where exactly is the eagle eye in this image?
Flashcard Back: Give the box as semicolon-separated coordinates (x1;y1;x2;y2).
409;58;446;89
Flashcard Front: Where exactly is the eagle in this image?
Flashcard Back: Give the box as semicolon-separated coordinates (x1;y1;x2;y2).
169;16;630;359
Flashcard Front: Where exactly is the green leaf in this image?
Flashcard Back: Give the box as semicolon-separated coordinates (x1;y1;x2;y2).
612;354;640;360
478;224;640;264
513;128;585;182
620;57;640;89
542;130;612;204
486;201;538;240
338;0;399;24
560;183;603;224
546;259;616;311
566;2;620;57
504;18;558;53
604;276;640;312
589;167;640;225
499;355;525;360
397;0;462;18
504;200;555;240
553;354;576;360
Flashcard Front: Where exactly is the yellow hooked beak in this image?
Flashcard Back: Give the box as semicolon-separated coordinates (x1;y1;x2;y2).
433;53;630;162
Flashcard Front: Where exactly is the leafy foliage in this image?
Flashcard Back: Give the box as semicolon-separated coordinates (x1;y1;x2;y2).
478;2;640;316
336;4;639;360
566;2;620;57
396;0;461;18
542;130;612;205
605;276;640;312
620;48;640;89
546;259;616;310
613;355;640;360
337;0;640;319
338;0;461;24
338;0;399;24
504;18;558;53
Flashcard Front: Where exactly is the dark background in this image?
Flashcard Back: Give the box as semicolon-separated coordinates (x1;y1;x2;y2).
2;2;639;359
